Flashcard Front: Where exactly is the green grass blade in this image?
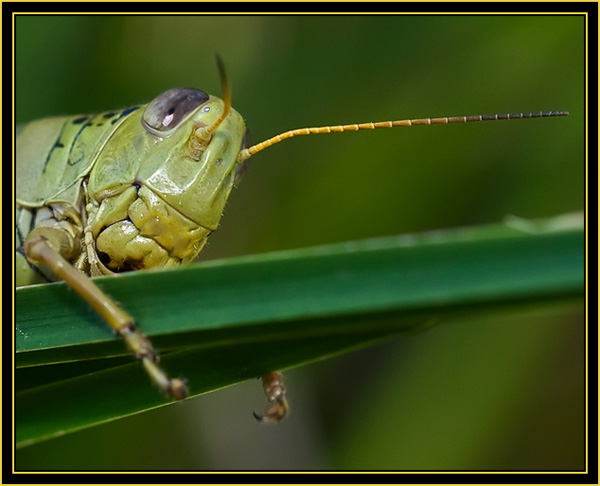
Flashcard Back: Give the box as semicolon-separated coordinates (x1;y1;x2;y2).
15;213;584;447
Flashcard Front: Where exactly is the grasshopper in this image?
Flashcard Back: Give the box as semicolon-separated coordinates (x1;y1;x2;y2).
15;58;568;422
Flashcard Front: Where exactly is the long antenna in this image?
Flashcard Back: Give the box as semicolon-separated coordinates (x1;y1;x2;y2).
236;110;568;163
193;55;232;146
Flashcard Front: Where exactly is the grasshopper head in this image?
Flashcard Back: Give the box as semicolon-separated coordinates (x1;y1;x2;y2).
137;87;247;231
87;62;250;272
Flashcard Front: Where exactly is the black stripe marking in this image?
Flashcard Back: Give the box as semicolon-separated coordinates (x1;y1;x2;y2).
66;120;96;166
111;105;140;125
41;119;69;174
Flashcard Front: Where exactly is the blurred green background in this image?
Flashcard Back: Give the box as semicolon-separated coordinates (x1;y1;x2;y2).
15;15;585;470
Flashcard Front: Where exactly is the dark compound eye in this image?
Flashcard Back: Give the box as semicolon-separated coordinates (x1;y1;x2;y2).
142;88;210;136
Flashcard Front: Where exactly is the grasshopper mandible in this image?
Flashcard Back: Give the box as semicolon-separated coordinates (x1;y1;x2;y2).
15;58;568;422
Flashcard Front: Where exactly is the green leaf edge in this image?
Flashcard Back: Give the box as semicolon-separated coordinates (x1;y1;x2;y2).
14;213;585;447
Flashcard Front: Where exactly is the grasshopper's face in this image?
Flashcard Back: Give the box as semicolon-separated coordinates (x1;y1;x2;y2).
87;88;248;272
139;87;248;228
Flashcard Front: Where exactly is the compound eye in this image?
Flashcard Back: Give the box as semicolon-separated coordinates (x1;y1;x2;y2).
142;88;210;136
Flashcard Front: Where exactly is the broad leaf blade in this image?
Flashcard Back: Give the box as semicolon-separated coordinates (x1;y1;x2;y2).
14;214;584;447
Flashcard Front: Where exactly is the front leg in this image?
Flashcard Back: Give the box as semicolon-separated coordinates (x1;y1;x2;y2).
23;223;189;400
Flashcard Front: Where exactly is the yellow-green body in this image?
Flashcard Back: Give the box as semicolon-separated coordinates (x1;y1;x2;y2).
16;93;246;286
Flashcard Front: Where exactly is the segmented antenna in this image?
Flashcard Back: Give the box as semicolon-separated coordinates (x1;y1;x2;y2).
194;55;232;144
236;110;569;163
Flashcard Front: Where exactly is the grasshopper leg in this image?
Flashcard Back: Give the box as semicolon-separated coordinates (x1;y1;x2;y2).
24;230;188;400
253;371;288;422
